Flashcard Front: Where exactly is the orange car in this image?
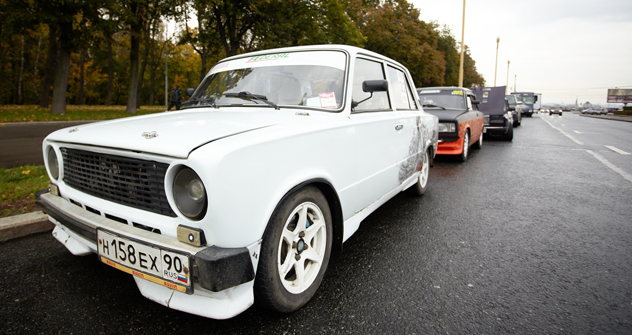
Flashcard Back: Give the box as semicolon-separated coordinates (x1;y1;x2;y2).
417;87;485;161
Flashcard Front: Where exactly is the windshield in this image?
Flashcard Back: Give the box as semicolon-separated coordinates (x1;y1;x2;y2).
517;95;535;104
417;89;466;109
185;51;346;110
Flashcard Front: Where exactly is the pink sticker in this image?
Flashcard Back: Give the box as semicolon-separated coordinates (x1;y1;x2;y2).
319;92;337;108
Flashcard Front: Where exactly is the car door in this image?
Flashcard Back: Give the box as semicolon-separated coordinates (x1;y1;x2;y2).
348;57;416;214
385;64;424;185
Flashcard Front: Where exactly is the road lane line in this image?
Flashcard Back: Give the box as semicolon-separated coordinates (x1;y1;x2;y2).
573;130;582;134
540;117;583;145
605;145;631;155
586;150;632;183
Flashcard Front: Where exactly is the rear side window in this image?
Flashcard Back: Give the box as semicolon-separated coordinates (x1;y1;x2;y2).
352;58;390;112
387;66;417;110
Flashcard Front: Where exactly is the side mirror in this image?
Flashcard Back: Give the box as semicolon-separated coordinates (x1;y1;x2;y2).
352;80;389;109
471;100;480;105
362;80;388;93
185;88;195;97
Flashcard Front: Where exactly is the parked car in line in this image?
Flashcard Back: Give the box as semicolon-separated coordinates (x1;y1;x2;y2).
472;86;514;141
582;108;607;115
417;87;484;162
36;45;438;319
549;107;563;115
505;94;522;127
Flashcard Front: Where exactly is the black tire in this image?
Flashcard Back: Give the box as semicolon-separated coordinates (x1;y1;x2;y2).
459;131;469;162
254;186;333;313
504;123;514;141
408;150;430;196
472;130;483;149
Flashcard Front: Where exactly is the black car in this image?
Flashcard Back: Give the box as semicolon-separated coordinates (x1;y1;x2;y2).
505;94;522;127
472;86;513;141
417;87;485;162
549;107;563;115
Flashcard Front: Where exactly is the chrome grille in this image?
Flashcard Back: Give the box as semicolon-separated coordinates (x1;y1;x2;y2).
61;148;176;217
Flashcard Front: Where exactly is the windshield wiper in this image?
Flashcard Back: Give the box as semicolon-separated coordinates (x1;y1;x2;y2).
181;97;217;108
223;91;279;110
422;104;446;110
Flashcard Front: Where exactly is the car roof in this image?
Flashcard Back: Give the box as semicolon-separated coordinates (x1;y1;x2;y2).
219;44;408;69
417;86;474;95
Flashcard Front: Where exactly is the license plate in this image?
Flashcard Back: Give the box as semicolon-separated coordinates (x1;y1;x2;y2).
97;229;193;294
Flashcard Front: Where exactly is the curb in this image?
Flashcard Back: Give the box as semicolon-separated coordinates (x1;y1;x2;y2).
0;211;53;243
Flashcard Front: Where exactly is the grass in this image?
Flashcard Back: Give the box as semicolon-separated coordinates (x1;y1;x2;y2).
0;104;167;123
0;165;50;217
1;105;167;217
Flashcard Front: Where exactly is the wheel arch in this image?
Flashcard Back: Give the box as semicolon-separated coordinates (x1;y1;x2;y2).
267;178;344;254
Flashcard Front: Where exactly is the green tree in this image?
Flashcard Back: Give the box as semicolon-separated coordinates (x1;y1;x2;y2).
358;0;446;86
462;46;485;87
437;26;459;86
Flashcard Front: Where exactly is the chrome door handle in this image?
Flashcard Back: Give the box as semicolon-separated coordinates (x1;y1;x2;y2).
395;123;403;131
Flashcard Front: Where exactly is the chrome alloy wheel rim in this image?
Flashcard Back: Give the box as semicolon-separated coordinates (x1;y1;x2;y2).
277;202;327;294
463;132;469;159
419;151;429;188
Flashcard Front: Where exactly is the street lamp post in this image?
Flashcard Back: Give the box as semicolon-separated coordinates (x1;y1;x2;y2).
506;60;510;94
514;74;517;92
458;0;466;87
494;37;500;86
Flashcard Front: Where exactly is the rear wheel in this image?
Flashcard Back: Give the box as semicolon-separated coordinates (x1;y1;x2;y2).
255;186;332;313
473;131;483;149
408;150;430;196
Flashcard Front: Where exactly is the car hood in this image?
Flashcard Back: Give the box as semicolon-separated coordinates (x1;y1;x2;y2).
45;108;290;158
422;109;467;121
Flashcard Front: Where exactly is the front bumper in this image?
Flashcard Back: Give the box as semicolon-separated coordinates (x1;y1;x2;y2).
36;189;258;319
436;135;464;155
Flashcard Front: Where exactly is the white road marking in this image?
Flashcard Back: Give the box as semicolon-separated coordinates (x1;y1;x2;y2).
605;145;631;155
573;130;582;134
586;150;632;183
540;117;583;145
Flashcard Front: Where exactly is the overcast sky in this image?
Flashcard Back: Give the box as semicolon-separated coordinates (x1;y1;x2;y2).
410;0;632;106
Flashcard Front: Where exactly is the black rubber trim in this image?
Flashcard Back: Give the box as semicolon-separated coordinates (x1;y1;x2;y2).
194;246;255;292
36;191;98;243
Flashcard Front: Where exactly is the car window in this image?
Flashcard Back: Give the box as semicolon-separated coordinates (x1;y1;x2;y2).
352;58;390;112
187;51;346;110
467;95;474;110
417;89;466;109
387;65;417;110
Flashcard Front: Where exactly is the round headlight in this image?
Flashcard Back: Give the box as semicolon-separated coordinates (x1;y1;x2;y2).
173;167;207;220
47;148;59;180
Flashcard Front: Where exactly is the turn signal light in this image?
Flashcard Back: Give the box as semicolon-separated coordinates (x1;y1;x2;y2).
177;225;207;247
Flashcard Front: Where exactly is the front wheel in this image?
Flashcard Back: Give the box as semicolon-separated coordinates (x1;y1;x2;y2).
504;123;514;141
459;131;469;162
255;186;332;313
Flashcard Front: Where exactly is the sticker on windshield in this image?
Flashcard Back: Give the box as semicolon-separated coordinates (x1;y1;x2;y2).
452;90;463;95
319;92;337;108
419;90;440;94
247;53;290;63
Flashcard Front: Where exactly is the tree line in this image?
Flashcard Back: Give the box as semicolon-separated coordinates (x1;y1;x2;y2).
0;0;486;114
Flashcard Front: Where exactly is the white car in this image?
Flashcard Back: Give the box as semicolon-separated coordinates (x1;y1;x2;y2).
37;45;438;319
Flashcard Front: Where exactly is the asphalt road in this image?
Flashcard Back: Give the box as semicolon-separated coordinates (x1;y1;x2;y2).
1;113;630;334
0;121;93;168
